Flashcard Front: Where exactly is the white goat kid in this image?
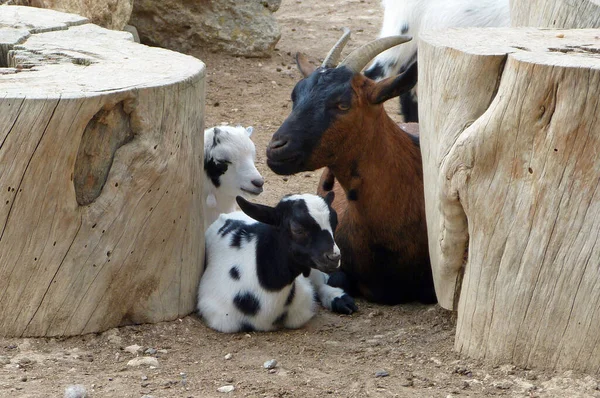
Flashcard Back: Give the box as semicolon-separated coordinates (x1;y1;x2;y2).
197;192;357;333
203;125;264;230
364;0;510;122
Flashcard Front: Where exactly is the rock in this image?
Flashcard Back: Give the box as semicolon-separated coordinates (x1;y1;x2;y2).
375;370;389;378
141;396;155;398
144;348;157;355
217;385;235;393
20;375;28;382
127;357;159;368
130;0;281;57
0;356;11;365
263;359;277;369
124;345;143;355
224;353;233;360
24;0;133;30
64;384;87;398
123;24;140;43
493;380;513;390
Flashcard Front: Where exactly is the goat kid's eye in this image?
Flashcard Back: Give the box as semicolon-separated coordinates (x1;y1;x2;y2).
290;222;308;239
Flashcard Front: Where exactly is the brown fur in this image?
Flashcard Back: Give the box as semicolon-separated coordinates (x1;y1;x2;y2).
314;76;435;304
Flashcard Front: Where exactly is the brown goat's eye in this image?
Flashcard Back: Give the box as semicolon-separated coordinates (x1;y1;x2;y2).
337;103;350;111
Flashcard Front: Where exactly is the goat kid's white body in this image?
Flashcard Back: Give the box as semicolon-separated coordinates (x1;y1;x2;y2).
198;212;345;333
203;126;263;231
373;0;510;76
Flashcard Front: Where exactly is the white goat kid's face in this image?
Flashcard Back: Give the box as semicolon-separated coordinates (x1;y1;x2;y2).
205;126;264;198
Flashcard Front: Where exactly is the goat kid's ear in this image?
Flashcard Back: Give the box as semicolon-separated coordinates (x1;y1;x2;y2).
367;61;418;105
324;191;335;206
296;52;317;78
245;126;253;137
236;196;279;225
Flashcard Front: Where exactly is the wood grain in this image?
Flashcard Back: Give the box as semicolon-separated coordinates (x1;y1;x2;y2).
420;27;600;372
0;6;205;337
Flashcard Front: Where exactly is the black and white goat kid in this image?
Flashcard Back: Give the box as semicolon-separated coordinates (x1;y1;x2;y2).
197;192;357;333
204;125;264;230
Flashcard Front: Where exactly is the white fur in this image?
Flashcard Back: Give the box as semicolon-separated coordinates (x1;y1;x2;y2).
368;0;510;78
203;125;263;230
198;195;350;333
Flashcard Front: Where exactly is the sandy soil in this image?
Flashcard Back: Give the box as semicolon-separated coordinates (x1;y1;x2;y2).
1;0;599;397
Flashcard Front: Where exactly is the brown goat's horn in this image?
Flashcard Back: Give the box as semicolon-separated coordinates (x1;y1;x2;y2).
338;35;412;74
321;27;351;68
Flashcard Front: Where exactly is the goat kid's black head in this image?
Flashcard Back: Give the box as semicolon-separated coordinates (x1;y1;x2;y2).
266;29;417;176
236;192;340;273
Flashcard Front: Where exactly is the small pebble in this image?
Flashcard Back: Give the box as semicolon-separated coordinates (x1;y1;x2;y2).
141;375;148;381
556;33;565;38
224;353;233;360
263;359;278;369
217;385;235;393
276;67;282;72
269;369;277;374
0;356;10;365
141;395;155;398
144;348;157;355
124;345;142;355
375;370;389;378
20;376;27;382
64;384;87;398
127;357;159;367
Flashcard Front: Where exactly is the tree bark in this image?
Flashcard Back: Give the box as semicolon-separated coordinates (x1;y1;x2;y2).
0;6;205;337
510;0;600;28
420;27;600;372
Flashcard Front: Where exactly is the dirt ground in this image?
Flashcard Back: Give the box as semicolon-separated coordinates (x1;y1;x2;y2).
1;0;600;397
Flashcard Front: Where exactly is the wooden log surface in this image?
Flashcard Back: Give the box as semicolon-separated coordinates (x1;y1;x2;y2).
510;0;600;28
420;27;600;372
0;6;205;337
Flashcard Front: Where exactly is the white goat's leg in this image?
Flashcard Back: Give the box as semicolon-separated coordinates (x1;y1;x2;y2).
308;269;358;315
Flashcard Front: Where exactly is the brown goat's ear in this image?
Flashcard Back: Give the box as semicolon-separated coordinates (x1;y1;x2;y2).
296;52;317;77
368;61;418;105
324;191;335;206
236;196;278;225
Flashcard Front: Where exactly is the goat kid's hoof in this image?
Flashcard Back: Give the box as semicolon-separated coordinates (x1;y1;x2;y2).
332;294;358;315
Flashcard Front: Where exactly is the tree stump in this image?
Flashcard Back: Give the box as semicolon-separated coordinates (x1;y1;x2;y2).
0;6;205;337
419;28;600;372
510;0;600;29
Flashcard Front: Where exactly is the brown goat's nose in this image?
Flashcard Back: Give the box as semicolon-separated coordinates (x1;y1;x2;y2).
325;252;341;262
251;178;264;188
268;139;288;151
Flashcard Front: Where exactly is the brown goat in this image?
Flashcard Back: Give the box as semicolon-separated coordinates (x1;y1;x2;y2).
266;31;436;304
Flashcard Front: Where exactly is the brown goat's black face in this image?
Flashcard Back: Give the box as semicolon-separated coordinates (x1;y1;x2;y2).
266;66;355;175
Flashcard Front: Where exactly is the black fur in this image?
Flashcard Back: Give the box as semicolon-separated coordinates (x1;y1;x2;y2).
234;292;261;316
331;294;358;314
347;189;358;201
285;282;296;306
239;322;255;333
400;91;419;123
272;311;288;327
364;63;385;81
401;23;409;34
204;157;229;188
229;266;240;280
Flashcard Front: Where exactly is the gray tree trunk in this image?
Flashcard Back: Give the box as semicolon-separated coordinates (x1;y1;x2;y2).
420;27;600;372
0;6;205;337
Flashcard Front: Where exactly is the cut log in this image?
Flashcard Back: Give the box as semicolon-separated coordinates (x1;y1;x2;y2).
420;28;600;372
0;6;205;337
510;0;600;28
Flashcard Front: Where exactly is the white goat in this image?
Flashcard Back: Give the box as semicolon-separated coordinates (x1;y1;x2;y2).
364;0;510;121
197;192;357;333
203;125;264;230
